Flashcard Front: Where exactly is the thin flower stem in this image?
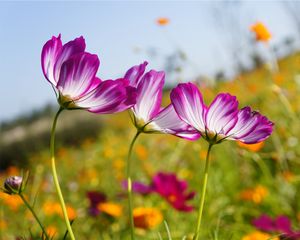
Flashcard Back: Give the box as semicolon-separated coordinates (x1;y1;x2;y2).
126;130;141;240
19;193;49;240
193;143;213;240
50;107;76;240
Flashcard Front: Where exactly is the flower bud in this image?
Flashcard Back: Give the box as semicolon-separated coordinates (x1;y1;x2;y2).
4;176;23;194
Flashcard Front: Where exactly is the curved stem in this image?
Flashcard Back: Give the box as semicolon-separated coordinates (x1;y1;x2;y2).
126;130;141;240
193;143;213;240
19;193;49;240
50;108;76;240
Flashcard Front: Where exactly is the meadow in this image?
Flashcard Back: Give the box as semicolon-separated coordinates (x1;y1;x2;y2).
1;28;300;240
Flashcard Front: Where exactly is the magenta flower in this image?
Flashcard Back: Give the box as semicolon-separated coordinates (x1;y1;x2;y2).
253;214;300;239
170;82;274;144
86;191;107;216
124;62;200;140
42;35;136;113
123;172;195;212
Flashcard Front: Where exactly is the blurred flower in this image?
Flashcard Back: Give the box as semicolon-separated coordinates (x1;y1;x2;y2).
133;207;163;229
252;214;300;239
124;62;200;140
124;172;195;211
240;185;268;204
98;202;122;218
4;176;24;195
135;145;148;160
0;192;23;211
46;225;57;237
43;201;76;220
171;83;273;144
242;231;278;240
86;191;106;216
282;171;295;182
238;141;265;152
151;172;195;212
250;22;271;42
41;34;136;113
0;219;7;230
156;17;170;26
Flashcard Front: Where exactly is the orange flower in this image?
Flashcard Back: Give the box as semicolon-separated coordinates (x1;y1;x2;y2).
135;145;148;160
98;202;122;218
133;207;163;229
43;201;76;220
242;231;279;240
238;141;265;152
0;220;7;230
156;17;170;26
282;171;295;182
0;192;23;211
240;185;268;204
250;22;271;42
46;225;57;237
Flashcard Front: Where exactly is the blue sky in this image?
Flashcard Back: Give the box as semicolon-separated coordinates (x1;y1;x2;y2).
0;1;298;121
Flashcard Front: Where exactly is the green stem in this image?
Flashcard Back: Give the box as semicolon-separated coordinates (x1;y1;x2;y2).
126;130;141;240
19;193;49;240
193;143;213;240
50;108;76;240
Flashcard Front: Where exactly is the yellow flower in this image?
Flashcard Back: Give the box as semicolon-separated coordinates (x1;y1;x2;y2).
238;141;265;152
133;207;163;229
242;231;279;240
250;22;272;42
240;185;268;204
156;17;170;26
98;202;122;217
0;192;23;211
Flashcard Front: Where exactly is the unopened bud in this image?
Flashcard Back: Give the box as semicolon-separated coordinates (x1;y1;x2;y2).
4;176;23;194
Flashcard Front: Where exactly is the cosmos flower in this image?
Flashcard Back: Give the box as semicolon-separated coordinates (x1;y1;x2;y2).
86;191;107;216
124;62;200;140
97;202;122;218
41;35;136;113
170;83;273;144
242;231;278;240
250;22;272;42
123;172;195;212
252;215;300;240
4;176;24;195
239;185;268;204
133;207;163;229
238;141;265;152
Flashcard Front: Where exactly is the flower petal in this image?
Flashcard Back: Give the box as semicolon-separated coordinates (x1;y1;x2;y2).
57;53;100;98
41;34;62;85
133;70;165;123
205;93;238;135
75;79;133;114
124;61;148;87
53;36;86;83
228;107;274;144
170;83;206;132
148;104;201;140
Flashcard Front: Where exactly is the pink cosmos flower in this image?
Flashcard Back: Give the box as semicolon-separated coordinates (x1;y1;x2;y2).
253;214;300;239
170;83;273;144
123;172;195;212
124;62;200;140
42;35;136;113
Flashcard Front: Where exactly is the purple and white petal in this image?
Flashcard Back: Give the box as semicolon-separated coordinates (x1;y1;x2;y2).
75;79;132;114
57;53;100;99
148;104;201;140
133;70;165;123
53;36;86;83
124;61;148;87
234;112;274;144
41;34;62;85
205;93;239;135
170;83;206;132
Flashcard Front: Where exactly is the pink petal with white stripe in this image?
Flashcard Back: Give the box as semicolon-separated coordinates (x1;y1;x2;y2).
124;61;148;87
133;70;165;123
149;104;201;140
205;93;238;135
41;34;62;85
57;53;100;99
170;83;206;132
